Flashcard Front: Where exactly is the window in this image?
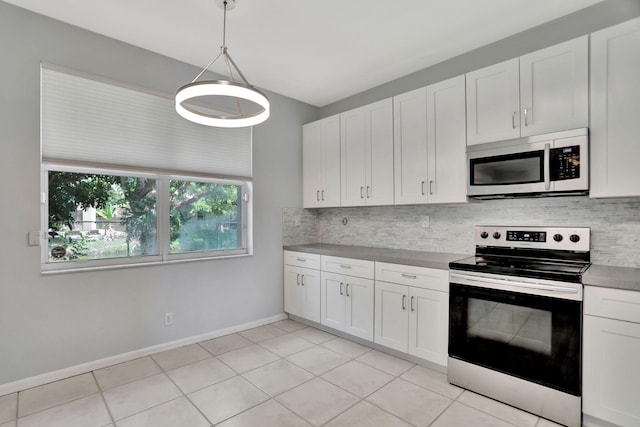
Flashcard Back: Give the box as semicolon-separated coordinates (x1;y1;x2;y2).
41;65;253;272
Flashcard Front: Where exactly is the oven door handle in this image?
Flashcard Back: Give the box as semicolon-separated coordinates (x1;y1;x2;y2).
450;273;579;295
544;143;551;190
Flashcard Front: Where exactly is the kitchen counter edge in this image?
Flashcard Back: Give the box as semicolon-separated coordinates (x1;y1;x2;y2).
583;264;640;292
283;243;469;271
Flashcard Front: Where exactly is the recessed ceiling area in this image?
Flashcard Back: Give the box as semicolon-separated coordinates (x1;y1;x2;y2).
4;0;604;107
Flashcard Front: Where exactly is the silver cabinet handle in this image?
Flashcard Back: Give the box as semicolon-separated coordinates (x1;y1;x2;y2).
316;190;320;201
421;181;426;196
401;273;417;279
411;296;415;311
360;186;364;199
346;283;350;297
301;275;305;286
429;180;434;195
296;274;300;285
366;186;371;198
512;111;517;129
340;264;352;269
340;282;344;295
321;190;325;201
524;108;528;126
402;294;407;310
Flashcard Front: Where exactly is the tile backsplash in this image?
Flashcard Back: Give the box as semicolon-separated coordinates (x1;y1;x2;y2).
283;197;640;268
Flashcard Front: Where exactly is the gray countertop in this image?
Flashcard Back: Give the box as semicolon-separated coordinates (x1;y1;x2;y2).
583;264;640;292
283;243;469;271
284;243;640;292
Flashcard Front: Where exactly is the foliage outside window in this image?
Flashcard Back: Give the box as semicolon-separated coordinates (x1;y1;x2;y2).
44;167;250;270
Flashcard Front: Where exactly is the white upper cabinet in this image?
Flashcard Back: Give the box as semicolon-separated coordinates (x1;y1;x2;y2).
466;36;588;145
590;17;640;198
426;75;468;204
393;87;429;204
394;76;467;205
302;115;341;208
341;98;394;206
466;58;521;145
519;36;588;136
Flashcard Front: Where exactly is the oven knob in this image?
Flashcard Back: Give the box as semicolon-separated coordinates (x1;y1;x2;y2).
553;234;563;242
480;231;489;239
493;232;501;239
570;234;580;243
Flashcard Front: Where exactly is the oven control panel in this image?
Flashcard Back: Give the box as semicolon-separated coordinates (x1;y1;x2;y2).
476;226;590;251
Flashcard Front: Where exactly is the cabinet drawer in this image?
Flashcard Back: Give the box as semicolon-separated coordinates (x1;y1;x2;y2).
322;255;375;279
585;286;640;324
375;262;448;292
284;251;320;270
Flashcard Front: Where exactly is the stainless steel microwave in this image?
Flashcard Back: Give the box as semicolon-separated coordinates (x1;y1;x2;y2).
467;128;588;199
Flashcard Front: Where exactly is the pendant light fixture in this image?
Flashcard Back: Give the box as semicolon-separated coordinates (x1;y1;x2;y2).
175;0;269;128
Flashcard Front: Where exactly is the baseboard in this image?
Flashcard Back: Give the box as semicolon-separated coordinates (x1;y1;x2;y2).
0;312;287;396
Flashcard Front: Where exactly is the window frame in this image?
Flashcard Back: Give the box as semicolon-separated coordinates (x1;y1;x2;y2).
41;163;253;273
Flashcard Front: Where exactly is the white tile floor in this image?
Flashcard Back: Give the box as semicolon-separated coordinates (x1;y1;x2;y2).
0;319;566;427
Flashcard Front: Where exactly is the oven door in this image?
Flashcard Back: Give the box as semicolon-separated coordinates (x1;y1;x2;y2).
449;271;582;396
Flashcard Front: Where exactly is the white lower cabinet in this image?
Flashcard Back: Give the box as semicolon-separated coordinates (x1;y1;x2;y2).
321;271;374;340
284;251;321;323
374;262;449;367
583;286;640;426
320;255;375;340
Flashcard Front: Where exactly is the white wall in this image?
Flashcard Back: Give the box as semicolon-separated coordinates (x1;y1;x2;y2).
0;1;317;386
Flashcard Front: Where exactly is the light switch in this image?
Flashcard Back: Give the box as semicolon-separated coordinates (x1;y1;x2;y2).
28;231;41;246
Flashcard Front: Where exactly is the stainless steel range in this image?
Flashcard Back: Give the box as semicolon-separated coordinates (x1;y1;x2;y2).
448;226;590;427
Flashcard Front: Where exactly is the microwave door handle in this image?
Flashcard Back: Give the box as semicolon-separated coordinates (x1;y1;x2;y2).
544;143;551;190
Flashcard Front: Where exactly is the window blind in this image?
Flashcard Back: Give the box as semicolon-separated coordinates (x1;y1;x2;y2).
41;65;252;179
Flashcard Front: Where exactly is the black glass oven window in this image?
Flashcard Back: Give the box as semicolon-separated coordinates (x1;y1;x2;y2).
449;283;581;395
471;151;544;186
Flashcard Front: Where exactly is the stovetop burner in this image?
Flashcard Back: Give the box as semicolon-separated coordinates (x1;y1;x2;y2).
450;226;591;283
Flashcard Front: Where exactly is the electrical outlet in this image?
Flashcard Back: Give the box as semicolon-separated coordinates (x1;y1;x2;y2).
164;312;174;326
421;215;430;228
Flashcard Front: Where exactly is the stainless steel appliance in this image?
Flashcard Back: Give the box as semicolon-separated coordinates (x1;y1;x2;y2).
467;128;588;199
448;226;590;427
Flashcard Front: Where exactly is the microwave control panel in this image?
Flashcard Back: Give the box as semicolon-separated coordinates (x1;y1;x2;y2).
550;145;580;181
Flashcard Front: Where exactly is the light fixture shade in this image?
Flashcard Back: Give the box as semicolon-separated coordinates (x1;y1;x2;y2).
175;80;270;128
175;0;269;128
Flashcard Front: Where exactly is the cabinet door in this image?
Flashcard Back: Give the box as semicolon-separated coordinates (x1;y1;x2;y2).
341;108;367;206
466;58;520;145
366;98;394;206
302;115;341;208
393;87;428;205
345;276;374;341
408;288;448;366
590;17;640;198
374;281;409;352
302;121;323;208
300;267;321;323
284;265;306;317
320;115;342;206
320;272;346;331
583;315;640;426
426;75;467;204
520;36;588;137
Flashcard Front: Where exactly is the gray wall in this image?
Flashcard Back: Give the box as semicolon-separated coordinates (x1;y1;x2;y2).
320;0;640;117
0;1;317;386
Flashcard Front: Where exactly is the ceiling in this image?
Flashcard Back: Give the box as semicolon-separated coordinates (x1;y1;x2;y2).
4;0;603;107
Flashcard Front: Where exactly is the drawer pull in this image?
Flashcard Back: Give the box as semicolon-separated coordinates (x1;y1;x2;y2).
296;258;306;262
401;273;417;279
340;264;352;269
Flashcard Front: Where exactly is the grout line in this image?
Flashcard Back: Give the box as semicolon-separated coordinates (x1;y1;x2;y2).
91;371;117;426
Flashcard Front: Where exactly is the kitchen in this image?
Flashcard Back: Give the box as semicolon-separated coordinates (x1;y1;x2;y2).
1;1;640;426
